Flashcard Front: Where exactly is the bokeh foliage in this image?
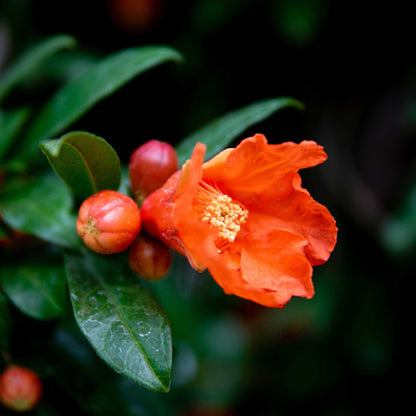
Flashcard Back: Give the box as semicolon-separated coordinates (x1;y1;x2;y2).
1;0;412;415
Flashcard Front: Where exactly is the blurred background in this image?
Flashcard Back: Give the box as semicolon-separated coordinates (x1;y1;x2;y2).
0;1;413;415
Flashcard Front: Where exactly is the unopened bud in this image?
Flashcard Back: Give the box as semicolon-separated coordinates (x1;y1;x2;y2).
0;365;43;412
109;0;164;34
76;190;141;255
129;140;178;206
129;233;172;281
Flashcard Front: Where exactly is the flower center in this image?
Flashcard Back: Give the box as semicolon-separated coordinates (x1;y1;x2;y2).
84;216;99;235
195;182;248;249
202;194;248;242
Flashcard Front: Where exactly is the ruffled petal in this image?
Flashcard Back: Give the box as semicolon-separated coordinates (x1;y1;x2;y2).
173;142;206;201
172;142;219;271
247;179;337;265
218;134;328;199
241;215;313;294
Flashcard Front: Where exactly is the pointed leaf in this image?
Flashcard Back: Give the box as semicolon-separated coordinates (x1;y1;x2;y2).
0;107;31;159
65;251;172;392
20;46;183;161
40;131;121;200
176;97;304;164
0;34;76;103
0;173;81;249
0;258;67;320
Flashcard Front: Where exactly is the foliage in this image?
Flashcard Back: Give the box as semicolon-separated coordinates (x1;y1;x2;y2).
0;34;303;403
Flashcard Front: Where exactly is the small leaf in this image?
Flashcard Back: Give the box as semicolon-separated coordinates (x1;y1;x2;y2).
65;251;172;392
0;173;81;249
0;108;31;159
20;46;183;162
0;34;76;103
176;97;304;164
0;258;67;320
40;131;121;200
0;291;11;350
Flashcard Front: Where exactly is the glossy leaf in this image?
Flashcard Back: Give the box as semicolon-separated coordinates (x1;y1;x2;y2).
0;291;10;350
0;173;81;249
0;34;76;103
40;131;121;200
0;108;31;159
20;46;182;161
0;259;67;320
176;97;304;164
65;251;172;392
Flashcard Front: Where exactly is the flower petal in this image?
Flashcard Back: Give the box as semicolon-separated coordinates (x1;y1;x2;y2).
173;142;206;201
242;223;312;288
247;180;337;265
172;142;220;271
215;134;328;197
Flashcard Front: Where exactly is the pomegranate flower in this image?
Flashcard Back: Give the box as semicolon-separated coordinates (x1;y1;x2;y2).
141;134;337;307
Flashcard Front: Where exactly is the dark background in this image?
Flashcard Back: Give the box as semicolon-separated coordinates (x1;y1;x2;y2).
1;1;413;415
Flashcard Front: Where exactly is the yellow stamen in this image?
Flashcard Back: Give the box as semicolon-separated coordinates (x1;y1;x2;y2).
194;182;248;248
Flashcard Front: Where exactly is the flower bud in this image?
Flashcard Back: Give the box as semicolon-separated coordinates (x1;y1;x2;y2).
0;365;43;412
129;140;178;206
128;233;171;281
109;0;164;34
76;190;141;255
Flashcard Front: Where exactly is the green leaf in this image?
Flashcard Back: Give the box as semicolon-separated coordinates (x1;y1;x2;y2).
65;251;172;392
0;108;31;160
380;185;416;256
176;97;304;164
0;291;11;350
40;131;121;200
0;221;8;239
0;173;81;249
20;46;183;162
0;34;76;103
0;258;67;320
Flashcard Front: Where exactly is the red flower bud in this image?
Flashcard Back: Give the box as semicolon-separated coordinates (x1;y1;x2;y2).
76;190;141;255
128;233;171;281
0;365;43;412
109;0;164;34
129;140;178;206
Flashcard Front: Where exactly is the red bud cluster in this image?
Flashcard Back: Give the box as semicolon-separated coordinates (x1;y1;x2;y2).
75;140;176;281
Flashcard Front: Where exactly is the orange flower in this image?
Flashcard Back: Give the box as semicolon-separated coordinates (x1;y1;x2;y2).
141;134;337;307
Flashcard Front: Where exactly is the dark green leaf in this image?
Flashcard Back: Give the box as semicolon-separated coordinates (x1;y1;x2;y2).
0;291;11;349
380;186;416;256
0;259;67;320
0;222;8;239
176;97;304;164
273;0;328;47
0;108;31;159
0;173;81;249
0;34;76;103
20;46;183;161
40;131;121;200
65;251;172;392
